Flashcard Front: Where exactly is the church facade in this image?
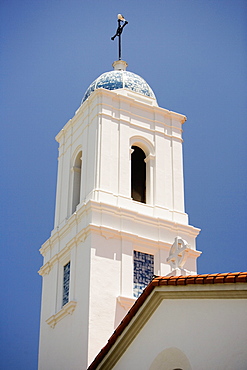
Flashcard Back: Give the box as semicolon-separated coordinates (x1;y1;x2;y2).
38;58;211;369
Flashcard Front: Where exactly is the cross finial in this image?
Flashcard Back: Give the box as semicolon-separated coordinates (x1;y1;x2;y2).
166;237;191;276
111;14;128;60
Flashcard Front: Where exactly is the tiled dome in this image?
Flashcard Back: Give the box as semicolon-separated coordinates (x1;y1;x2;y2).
82;61;156;103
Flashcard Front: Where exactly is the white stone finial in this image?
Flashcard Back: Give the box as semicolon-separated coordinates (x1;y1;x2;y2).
112;60;128;71
166;237;191;276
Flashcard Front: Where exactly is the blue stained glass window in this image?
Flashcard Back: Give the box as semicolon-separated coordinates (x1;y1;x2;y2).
62;262;70;306
133;251;154;298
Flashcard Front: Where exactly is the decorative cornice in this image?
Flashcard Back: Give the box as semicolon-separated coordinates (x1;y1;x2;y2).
144;154;155;163
38;261;52;276
39;242;73;276
55;88;186;143
46;301;77;328
39;227;90;275
39;200;201;262
96;89;186;123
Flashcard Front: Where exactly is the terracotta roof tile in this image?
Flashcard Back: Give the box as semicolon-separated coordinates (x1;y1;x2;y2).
224;275;236;283
195;273;209;279
204;276;215;284
195;277;205;284
177;277;186;285
216;273;229;277
236;273;247;283
169;277;178;285
87;272;247;370
186;276;197;284
214;275;225;283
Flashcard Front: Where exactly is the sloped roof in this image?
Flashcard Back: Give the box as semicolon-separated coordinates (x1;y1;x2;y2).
88;272;247;370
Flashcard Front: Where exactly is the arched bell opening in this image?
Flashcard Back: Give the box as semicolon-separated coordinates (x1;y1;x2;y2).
71;151;82;213
131;146;146;203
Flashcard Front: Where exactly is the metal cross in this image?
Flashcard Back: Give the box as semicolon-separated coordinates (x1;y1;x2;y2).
111;14;128;60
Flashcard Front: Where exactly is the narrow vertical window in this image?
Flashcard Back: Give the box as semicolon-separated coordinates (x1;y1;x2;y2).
133;251;154;298
62;262;70;306
131;146;146;203
72;152;82;213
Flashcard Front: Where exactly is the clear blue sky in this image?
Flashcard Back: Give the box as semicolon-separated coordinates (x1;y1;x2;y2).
1;1;246;369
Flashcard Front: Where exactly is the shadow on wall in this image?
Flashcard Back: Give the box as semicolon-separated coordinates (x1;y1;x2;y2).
149;347;192;370
93;236;122;261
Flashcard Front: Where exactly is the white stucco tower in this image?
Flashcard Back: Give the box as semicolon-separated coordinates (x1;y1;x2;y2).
38;59;201;370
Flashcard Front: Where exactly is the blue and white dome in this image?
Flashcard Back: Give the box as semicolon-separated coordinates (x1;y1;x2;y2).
82;60;156;103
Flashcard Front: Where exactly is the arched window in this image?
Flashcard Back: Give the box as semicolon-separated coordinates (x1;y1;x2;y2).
131;146;146;203
71;151;82;213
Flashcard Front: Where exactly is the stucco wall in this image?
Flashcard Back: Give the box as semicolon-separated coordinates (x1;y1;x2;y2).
113;297;247;370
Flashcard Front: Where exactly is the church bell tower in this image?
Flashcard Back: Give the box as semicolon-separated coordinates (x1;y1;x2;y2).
38;46;201;368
